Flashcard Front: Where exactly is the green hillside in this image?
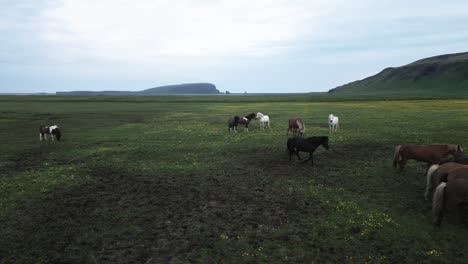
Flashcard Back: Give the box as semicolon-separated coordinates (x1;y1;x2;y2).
328;52;468;95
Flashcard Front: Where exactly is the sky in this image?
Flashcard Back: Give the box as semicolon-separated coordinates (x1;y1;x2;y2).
1;0;468;93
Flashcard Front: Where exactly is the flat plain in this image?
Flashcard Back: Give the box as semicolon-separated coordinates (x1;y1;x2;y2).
1;95;468;263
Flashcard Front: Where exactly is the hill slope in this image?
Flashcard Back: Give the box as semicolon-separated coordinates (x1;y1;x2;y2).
140;83;219;95
56;83;220;95
328;52;468;95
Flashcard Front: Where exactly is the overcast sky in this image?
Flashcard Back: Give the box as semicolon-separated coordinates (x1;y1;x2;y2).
1;0;468;93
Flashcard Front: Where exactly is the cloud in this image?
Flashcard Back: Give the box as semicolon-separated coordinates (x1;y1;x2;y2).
38;0;330;63
1;0;468;93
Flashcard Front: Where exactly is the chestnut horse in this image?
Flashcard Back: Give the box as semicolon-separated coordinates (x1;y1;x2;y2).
432;179;468;227
425;163;468;200
393;144;463;171
287;118;305;136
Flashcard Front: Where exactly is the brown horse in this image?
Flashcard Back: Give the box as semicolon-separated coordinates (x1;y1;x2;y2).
425;163;468;200
433;179;468;227
287;118;305;136
238;113;256;132
393;144;463;171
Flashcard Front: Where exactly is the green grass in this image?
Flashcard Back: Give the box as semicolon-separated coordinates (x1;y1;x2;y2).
1;95;468;263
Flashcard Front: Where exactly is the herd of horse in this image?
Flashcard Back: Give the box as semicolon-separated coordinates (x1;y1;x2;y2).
227;112;468;227
38;113;467;228
393;144;468;227
227;112;339;135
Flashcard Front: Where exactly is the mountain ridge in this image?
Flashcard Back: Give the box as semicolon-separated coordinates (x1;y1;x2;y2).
56;83;221;95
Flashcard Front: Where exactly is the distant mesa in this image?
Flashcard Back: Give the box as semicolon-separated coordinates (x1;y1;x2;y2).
56;83;221;95
328;51;468;95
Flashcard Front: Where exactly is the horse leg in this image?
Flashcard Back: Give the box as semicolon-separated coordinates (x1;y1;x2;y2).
44;134;48;141
289;150;294;161
398;158;407;172
295;151;302;160
303;152;313;164
39;133;43;141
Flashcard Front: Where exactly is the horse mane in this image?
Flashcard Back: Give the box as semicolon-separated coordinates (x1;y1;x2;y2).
246;113;256;119
296;119;305;133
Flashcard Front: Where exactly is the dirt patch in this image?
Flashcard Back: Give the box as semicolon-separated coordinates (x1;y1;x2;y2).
1;163;328;263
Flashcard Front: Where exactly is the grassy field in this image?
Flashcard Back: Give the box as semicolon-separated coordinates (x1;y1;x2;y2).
1;95;468;263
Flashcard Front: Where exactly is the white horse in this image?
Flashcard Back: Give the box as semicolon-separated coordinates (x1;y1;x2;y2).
328;114;339;134
256;112;271;129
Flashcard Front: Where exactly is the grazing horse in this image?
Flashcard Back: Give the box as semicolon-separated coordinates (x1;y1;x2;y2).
432;179;468;227
392;144;463;171
227;116;241;133
425;163;468;200
287;136;330;166
328;114;339;134
256;112;271;130
39;125;61;141
287;119;305;136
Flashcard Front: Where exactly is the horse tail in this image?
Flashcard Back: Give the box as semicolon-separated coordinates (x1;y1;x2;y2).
432;182;447;226
393;145;401;168
425;164;439;200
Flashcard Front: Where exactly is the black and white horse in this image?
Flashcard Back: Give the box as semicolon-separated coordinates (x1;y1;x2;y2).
228;116;241;133
39;125;62;141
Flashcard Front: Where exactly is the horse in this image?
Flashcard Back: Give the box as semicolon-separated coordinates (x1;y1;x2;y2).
287;119;305;136
227;116;241;133
392;144;463;172
39;125;62;142
328;114;339;134
425;162;468;200
441;155;468;165
238;113;256;131
432;179;468;227
228;113;256;132
287;136;330;166
256;112;271;130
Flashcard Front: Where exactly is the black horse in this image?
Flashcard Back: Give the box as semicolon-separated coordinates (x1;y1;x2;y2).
287;136;330;165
